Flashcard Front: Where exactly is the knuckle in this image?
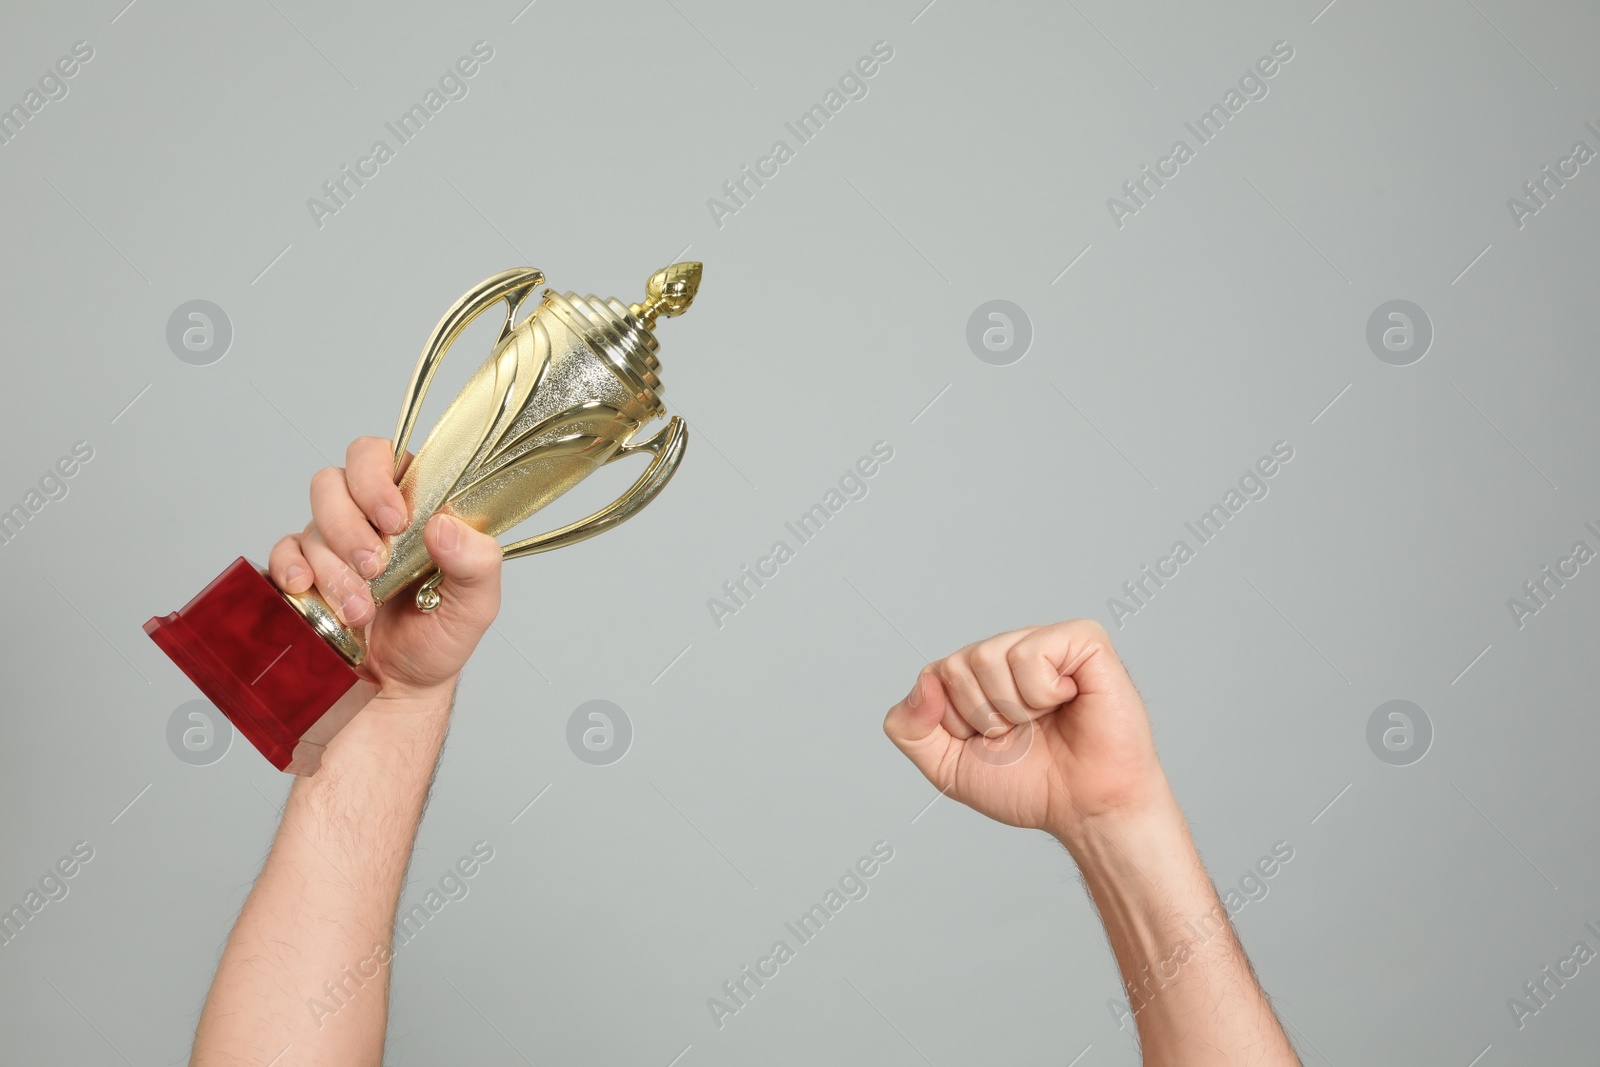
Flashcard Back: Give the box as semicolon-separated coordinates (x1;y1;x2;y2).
316;519;354;548
1077;618;1113;651
310;466;344;491
348;435;389;457
1073;616;1109;640
970;643;1005;674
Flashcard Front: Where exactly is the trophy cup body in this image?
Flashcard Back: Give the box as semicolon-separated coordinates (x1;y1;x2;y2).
145;263;699;774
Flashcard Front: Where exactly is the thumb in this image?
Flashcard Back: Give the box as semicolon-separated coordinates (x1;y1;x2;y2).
883;670;956;784
423;513;502;630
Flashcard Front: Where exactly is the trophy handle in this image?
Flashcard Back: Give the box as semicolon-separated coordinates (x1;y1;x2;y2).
390;267;547;469
411;416;688;607
501;415;688;560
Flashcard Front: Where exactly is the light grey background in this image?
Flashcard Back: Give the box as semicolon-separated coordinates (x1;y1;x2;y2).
2;0;1597;1063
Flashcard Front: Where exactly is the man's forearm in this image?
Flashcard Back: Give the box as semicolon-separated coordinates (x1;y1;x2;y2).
191;688;454;1067
1058;787;1300;1066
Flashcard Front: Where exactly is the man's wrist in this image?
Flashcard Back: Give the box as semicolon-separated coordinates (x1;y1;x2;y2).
1045;771;1180;853
1049;782;1202;890
319;679;457;769
1051;785;1234;963
368;679;458;717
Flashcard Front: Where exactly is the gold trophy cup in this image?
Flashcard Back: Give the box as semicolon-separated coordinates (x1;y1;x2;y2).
145;263;700;773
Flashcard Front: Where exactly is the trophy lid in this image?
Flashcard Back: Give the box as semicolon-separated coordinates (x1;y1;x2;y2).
544;262;702;415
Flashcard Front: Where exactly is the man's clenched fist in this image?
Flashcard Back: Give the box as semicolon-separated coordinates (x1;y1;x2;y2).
267;436;503;700
883;620;1170;843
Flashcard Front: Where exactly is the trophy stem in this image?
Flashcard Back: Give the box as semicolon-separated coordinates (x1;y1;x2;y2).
281;586;368;666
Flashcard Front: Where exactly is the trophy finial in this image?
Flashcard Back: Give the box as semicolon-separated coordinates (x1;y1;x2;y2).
631;262;702;329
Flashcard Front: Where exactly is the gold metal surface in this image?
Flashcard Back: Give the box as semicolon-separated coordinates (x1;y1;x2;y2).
628;262;702;330
289;263;700;663
282;582;368;665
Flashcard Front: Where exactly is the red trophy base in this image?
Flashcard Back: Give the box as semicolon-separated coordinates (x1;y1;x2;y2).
144;558;377;775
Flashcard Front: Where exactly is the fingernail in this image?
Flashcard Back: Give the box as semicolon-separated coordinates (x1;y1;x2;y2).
284;564;308;590
907;675;923;708
340;587;369;625
353;549;381;579
437;515;460;551
377;504;405;534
